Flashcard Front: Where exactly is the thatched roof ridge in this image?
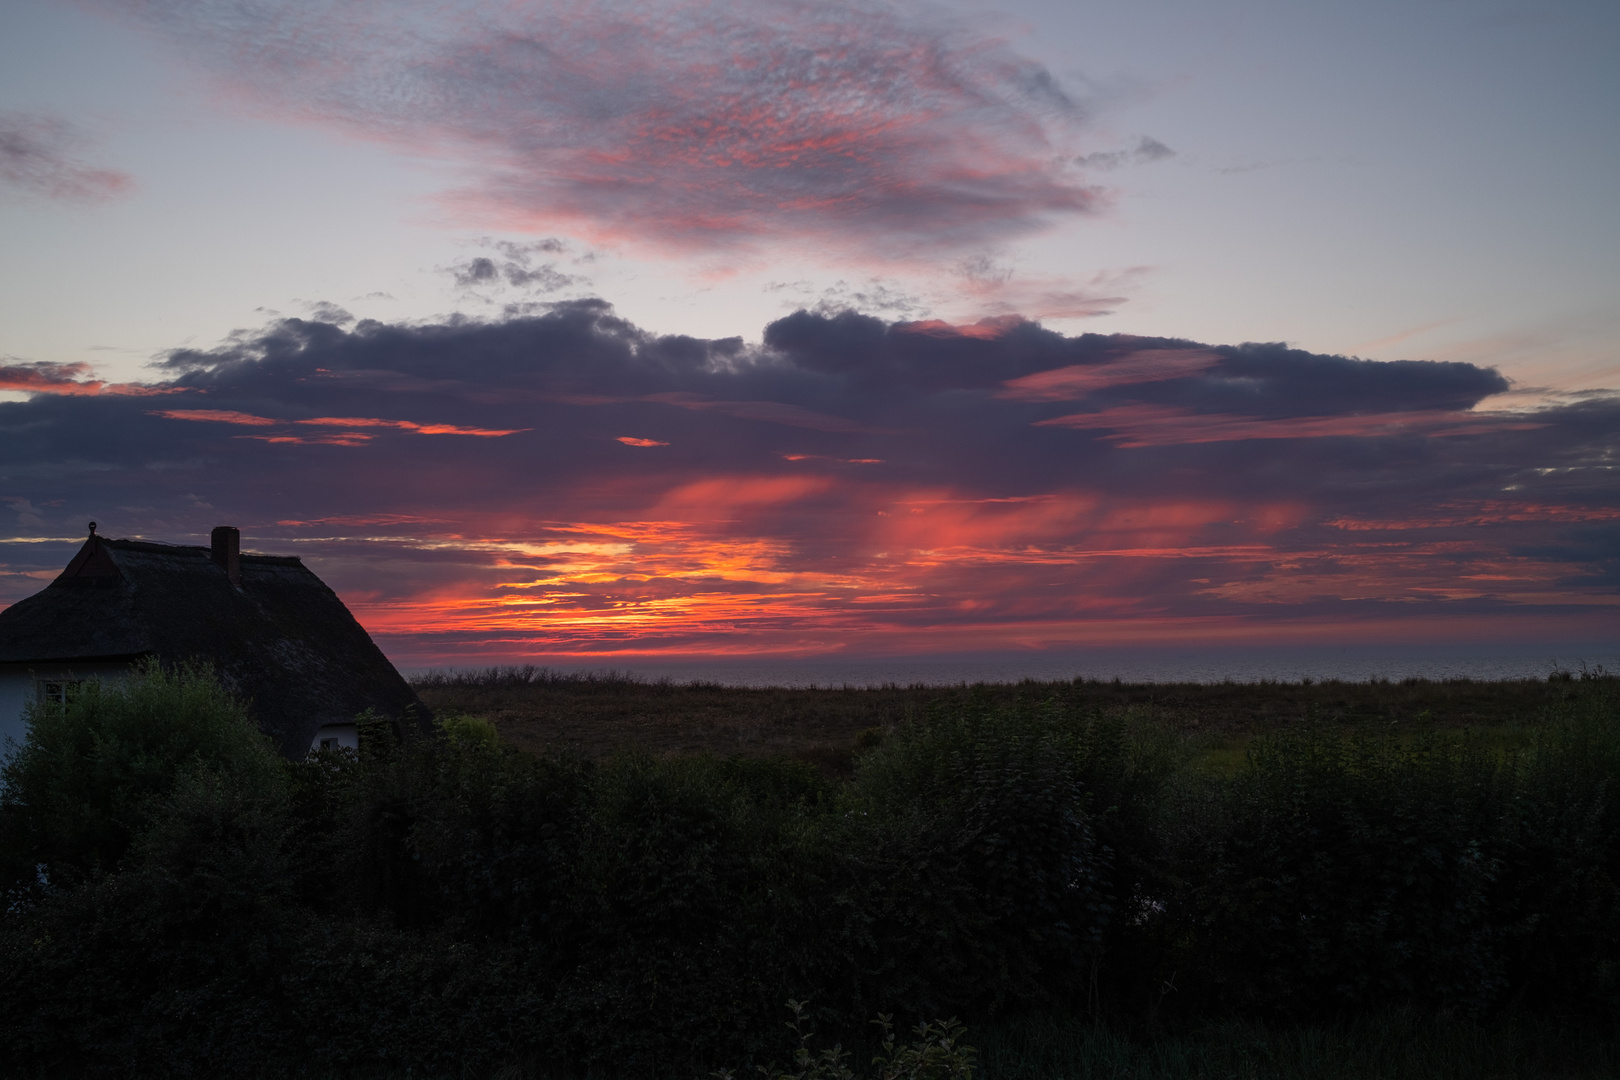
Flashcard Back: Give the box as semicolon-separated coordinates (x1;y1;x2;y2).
0;530;423;756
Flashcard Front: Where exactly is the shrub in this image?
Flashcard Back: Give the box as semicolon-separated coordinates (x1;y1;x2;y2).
0;658;286;887
435;711;501;749
1493;686;1620;1018
1152;727;1505;1018
0;680;1616;1076
843;698;1115;1017
719;1000;978;1080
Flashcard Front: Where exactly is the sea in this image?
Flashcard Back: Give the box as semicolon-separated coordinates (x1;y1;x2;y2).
410;642;1620;688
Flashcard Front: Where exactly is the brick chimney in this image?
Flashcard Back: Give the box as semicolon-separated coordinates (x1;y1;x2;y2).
211;525;241;586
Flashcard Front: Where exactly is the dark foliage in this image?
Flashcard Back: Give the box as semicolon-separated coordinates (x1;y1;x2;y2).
0;669;1616;1077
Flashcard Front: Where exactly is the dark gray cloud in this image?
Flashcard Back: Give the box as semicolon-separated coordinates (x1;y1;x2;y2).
1075;136;1176;171
0;301;1612;659
446;238;585;294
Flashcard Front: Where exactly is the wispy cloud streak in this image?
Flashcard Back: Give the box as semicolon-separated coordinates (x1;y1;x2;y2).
0;111;132;203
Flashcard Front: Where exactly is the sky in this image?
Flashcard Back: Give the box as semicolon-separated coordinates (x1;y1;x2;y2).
0;0;1616;666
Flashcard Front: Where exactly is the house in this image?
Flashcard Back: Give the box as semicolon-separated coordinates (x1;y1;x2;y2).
0;524;424;758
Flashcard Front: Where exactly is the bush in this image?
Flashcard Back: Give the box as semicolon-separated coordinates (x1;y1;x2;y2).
0;658;286;888
0;674;1616;1077
1153;727;1508;1019
842;700;1113;1017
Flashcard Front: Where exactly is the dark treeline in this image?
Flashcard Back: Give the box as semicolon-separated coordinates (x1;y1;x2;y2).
1;663;1617;1077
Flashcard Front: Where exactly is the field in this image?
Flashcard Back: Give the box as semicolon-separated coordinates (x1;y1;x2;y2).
414;666;1603;772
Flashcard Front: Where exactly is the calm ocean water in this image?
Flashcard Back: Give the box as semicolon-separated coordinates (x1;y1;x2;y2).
413;643;1620;688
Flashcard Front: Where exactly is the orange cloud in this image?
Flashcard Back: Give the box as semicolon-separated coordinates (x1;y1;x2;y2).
254;476;1614;665
238;433;374;446
295;416;528;437
617;436;669;447
656;474;835;516
152;409;526;437
152;408;279;425
2;361;177;397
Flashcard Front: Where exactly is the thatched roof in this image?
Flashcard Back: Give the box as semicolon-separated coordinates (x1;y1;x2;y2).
0;528;423;756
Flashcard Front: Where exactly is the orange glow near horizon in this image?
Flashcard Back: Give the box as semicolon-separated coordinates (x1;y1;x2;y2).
290;476;1613;664
11;307;1603;669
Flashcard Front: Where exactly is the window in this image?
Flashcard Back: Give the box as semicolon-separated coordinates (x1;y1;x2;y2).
38;680;81;706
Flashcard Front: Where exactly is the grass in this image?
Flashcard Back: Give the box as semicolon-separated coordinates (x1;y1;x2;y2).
972;1013;1620;1080
255;1015;1620;1079
413;666;1614;776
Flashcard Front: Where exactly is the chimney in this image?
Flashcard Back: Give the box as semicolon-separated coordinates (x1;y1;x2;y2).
211;525;240;586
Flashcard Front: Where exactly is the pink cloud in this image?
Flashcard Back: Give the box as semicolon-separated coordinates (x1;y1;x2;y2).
101;0;1100;259
617;436;669;447
895;315;1028;341
999;349;1223;401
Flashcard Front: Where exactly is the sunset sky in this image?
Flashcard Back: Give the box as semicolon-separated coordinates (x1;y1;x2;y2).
1;0;1616;667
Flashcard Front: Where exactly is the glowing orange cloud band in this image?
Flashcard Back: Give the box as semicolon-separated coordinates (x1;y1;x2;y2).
150;409;527;438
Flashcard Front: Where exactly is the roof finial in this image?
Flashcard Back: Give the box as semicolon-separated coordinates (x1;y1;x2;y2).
88;521;97;536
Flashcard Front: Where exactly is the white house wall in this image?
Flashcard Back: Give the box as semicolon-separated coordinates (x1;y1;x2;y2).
0;662;137;760
0;670;32;758
309;723;360;754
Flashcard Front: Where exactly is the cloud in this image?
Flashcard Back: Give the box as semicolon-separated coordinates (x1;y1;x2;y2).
95;0;1102;259
0;358;173;397
305;301;355;325
1;300;1614;661
1075;135;1176;171
955;261;1149;320
1;498;45;528
1034;403;1548;447
150;408;278;425
999;349;1223;400
638;391;880;433
446;238;586;294
151;408;527;437
781;279;931;319
0;111;132;203
1;360;107;396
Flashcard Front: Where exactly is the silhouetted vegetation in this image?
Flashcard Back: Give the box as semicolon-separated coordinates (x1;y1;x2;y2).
1;666;1617;1077
413;664;1610;772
